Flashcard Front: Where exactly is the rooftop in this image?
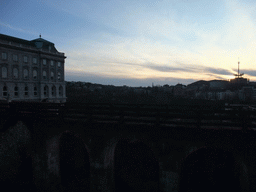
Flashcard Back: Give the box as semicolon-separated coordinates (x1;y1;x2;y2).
0;33;64;55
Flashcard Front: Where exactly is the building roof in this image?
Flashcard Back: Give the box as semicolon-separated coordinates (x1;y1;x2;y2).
30;37;54;45
30;37;54;49
0;33;54;44
0;33;61;54
0;33;32;45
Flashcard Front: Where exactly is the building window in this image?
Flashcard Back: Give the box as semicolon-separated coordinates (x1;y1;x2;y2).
59;86;63;96
3;86;7;97
52;86;56;97
34;86;37;96
57;61;61;67
33;70;37;79
44;85;49;97
24;69;28;79
14;86;18;97
25;86;28;96
50;60;54;66
2;67;7;78
51;71;54;80
2;53;7;60
13;54;18;61
43;71;47;80
24;56;28;63
13;68;18;79
57;72;61;80
33;58;37;64
43;59;47;65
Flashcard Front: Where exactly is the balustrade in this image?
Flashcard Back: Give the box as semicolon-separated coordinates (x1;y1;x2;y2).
0;102;255;130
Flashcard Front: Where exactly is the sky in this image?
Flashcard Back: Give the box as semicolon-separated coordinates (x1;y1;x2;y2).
1;0;256;87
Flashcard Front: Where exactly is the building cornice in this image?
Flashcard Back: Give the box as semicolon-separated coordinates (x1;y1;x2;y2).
0;42;66;59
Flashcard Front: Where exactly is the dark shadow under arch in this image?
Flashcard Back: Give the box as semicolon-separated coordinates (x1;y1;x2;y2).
0;123;35;192
59;131;90;192
179;147;240;192
16;144;36;192
114;139;159;192
0;147;35;192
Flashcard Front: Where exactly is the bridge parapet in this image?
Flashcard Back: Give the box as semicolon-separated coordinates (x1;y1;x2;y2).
1;102;256;130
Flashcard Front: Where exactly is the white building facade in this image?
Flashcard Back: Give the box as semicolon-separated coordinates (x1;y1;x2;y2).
0;34;66;103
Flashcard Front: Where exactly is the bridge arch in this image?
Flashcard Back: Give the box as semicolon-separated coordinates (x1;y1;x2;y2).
104;137;160;192
59;130;91;192
0;121;34;190
178;146;247;192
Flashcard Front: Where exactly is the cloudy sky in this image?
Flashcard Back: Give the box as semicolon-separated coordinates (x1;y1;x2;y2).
1;0;256;87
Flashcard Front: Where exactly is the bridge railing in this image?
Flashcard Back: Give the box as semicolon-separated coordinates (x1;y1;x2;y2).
63;103;256;130
0;102;256;130
0;102;64;120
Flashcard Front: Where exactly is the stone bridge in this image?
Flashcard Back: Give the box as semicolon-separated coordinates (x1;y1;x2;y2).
0;102;255;192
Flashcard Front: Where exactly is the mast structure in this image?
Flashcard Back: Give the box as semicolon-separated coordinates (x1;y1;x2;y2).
238;60;239;76
234;59;244;78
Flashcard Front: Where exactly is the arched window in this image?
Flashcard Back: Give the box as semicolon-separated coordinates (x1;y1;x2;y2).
13;54;18;61
24;69;28;79
44;85;49;97
43;71;47;80
52;86;56;97
51;71;54;80
24;56;28;63
14;86;18;97
2;67;7;78
13;68;18;79
59;86;63;97
57;72;61;80
34;86;37;96
33;58;37;64
3;86;7;97
33;70;37;80
2;53;7;60
50;60;54;66
43;59;47;65
24;86;28;96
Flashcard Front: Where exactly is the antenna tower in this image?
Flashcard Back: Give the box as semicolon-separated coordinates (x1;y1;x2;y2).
238;58;239;76
234;58;244;78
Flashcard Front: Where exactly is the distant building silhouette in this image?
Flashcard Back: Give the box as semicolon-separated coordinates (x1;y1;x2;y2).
0;34;66;102
209;80;228;89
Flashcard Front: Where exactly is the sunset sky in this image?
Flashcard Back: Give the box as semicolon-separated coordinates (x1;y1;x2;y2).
1;0;256;87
